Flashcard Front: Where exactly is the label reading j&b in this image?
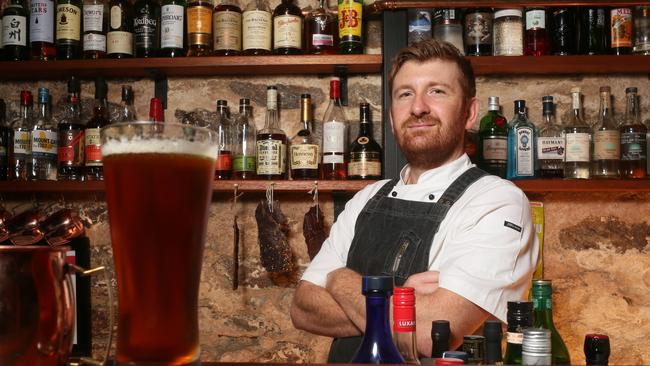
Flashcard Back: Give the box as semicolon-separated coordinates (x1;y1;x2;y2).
515;127;534;176
161;5;183;49
3;15;27;46
290;144;319;170
256;139;283;175
242;10;271;51
57;4;81;41
338;0;361;38
30;0;54;43
273;14;301;49
214;11;241;50
536;137;564;160
84;128;102;166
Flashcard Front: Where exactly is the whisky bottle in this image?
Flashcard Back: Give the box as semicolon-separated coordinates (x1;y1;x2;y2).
107;0;134;58
273;0;302;55
321;78;348;180
2;0;29;61
610;7;632;55
592;87;620;178
84;77;109;181
0;99;9;180
56;0;82;59
478;96;507;178
578;8;607;55
213;0;241;55
620;87;647;178
57;76;85;181
506;100;537;179
563;88;591;179
503;301;533;365
256;86;287;179
117;85;137;122
241;0;271;55
305;0;337;55
29;87;58;181
159;0;186;57
233;98;257;179
82;0;108;59
338;0;362;54
10;91;34;181
30;0;56;60
133;0;160;57
531;280;571;365
214;99;232;179
186;0;213;56
348;102;381;180
524;7;549;56
148;97;164;122
549;8;576;55
290;94;319;180
537;96;564;178
464;8;492;56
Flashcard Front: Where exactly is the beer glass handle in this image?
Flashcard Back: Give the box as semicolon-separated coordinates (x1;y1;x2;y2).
67;264;114;366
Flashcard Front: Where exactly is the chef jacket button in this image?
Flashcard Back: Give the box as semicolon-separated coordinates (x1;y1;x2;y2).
391;191;397;197
428;194;435;200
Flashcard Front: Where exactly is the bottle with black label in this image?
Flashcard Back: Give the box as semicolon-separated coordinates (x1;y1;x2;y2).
2;0;29;61
133;0;159;57
56;0;82;59
82;0;108;59
159;0;185;56
107;0;134;58
348;102;381;180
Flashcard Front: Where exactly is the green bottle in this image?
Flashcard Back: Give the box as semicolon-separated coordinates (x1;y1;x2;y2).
532;279;572;365
478;96;508;178
503;301;533;365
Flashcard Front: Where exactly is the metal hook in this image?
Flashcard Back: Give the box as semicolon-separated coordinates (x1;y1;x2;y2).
266;183;275;213
231;184;244;211
308;181;319;220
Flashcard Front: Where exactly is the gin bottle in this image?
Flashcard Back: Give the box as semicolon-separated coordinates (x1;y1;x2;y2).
620;87;647;178
563;87;591;179
507;100;537;179
537;96;564;178
478;96;507;178
592;86;620;178
29;87;58;180
10;90;34;181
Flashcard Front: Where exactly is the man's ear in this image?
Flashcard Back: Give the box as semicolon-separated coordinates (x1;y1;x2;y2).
464;97;479;131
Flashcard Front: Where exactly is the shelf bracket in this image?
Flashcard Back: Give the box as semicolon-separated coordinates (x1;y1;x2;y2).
154;75;168;110
335;65;348;106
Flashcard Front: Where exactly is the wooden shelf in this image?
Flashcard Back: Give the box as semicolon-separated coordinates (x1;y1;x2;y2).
513;179;650;192
0;55;382;80
469;55;650;76
371;0;650;12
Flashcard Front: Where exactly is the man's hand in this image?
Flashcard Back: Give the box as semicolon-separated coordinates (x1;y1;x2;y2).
404;271;440;295
326;268;367;331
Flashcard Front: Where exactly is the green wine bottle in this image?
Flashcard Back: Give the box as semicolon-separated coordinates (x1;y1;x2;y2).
503;301;533;365
532;279;572;365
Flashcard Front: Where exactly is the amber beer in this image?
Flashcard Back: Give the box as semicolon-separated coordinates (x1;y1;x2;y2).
102;122;217;366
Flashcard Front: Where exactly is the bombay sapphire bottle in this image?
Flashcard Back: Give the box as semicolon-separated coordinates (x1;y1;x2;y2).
351;276;405;364
507;100;537;179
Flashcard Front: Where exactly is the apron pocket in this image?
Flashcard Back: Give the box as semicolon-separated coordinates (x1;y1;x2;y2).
382;231;422;284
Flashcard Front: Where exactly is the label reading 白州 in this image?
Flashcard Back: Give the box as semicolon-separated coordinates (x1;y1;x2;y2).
3;15;27;46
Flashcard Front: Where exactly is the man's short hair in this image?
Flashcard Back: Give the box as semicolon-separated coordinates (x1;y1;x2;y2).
388;39;476;101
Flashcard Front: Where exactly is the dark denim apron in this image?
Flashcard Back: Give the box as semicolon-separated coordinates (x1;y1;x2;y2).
327;167;488;363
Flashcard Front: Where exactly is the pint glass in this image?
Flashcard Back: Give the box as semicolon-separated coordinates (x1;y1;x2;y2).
102;122;217;365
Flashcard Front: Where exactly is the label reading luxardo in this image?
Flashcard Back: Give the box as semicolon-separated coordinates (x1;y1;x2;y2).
57;4;81;40
338;0;362;38
256;139;283;175
3;15;27;46
290;144;318;170
242;10;271;50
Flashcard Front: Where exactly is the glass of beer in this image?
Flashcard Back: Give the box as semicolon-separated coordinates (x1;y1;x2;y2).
101;122;217;366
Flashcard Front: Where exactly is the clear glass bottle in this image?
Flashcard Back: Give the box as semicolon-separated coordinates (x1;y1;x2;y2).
338;0;362;54
290;94;319;180
478;96;508;178
84;77;109;181
320;78;348;180
213;0;242;56
30;0;56;60
393;287;419;364
57;76;86;181
507;100;536;179
610;7;633;55
503;301;533;365
272;0;303;55
348;102;381;180
464;8;492;56
214;99;232;179
10;90;33;181
0;99;9;181
433;9;463;54
233;98;256;179
186;0;213;56
83;0;108;59
524;7;549;56
633;6;650;55
462;335;486;364
620;87;647;179
592;86;620;179
118;85;137;122
537;96;564;178
256;86;287;179
304;0;337;55
408;9;431;46
29;87;58;181
493;9;523;56
563;88;591;179
241;0;271;55
531;280;571;365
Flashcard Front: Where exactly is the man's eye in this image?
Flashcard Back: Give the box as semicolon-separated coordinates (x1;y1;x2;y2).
398;91;412;98
430;88;444;95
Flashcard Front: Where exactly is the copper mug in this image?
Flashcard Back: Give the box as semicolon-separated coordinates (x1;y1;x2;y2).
0;246;112;366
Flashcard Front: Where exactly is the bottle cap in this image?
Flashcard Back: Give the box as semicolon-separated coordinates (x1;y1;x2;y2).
599;86;611;93
217;99;228;106
393;286;415;305
522;328;551;354
495;9;522;18
240;98;250;105
149;97;164;123
483;320;503;339
507;301;533;327
571;86;581;94
20;90;33;106
267;86;278;109
626;87;638;94
38;88;49;104
542;97;554;115
487;96;500;111
584;333;610;365
68;76;80;93
483;320;503;363
122;85;133;102
361;275;393;295
442;351;468;362
301;93;311;99
434;358;464;365
330;79;341;99
514;100;526;114
532;279;552;297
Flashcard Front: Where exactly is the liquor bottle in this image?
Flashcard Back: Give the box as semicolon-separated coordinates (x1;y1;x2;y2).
531;280;571;365
186;0;213;56
10;91;34;181
321;78;348;180
213;0;241;56
338;0;362;54
256;86;287;179
149;97;164;122
522;328;552;365
0;99;9;181
29;87;58;181
393;287;419;364
273;0;302;55
507;100;537;180
407;9;431;46
524;7;549;56
82;0;108;59
464;8;492;56
563;87;591;179
462;336;486;365
433;9;463;54
159;0;186;57
348;102;381;180
537;96;564;178
117;85;137;122
2;0;29;61
241;0;271;55
592;86;620;179
620;87;647;178
85;77;109;181
503;301;533;365
56;0;82;59
30;0;56;60
584;334;610;365
57;76;85;181
634;6;650;55
430;320;450;358
610;7;632;55
351;276;405;364
578;8;607;55
305;0;337;55
290;94;319;180
133;0;160;57
549;8;577;55
214;99;232;179
107;0;134;58
233;98;256;179
478;96;507;178
483;320;503;365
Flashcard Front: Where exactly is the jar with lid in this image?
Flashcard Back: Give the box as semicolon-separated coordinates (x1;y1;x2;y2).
493;9;523;56
634;6;650;55
433;9;464;54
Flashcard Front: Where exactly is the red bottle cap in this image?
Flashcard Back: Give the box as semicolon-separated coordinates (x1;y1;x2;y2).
20;90;32;106
435;358;465;365
393;286;415;332
329;79;341;99
149;97;164;123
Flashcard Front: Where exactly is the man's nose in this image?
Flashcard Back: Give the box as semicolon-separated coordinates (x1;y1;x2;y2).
410;93;430;117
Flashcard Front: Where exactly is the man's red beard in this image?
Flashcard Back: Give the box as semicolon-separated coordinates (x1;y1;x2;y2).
394;115;466;169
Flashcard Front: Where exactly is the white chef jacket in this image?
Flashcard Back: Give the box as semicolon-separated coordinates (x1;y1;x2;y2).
301;154;539;322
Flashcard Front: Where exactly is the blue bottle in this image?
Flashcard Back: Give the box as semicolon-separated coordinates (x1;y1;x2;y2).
351;276;405;364
507;100;537;179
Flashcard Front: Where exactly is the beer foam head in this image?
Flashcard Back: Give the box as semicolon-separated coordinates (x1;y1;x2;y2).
102;137;218;159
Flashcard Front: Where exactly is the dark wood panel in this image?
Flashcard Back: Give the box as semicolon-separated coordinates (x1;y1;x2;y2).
371;0;650;12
